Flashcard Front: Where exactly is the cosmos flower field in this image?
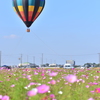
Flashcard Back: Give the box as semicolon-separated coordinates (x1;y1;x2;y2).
0;67;100;100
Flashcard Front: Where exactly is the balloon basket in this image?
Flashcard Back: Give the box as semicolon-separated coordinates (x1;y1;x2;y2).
27;29;30;32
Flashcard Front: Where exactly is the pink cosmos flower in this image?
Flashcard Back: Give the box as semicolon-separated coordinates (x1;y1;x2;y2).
49;72;58;76
49;94;55;98
93;82;98;85
6;79;10;81
41;73;45;76
97;71;100;73
27;89;38;96
37;84;50;94
65;82;68;84
95;88;100;93
29;82;36;86
89;82;98;86
28;78;31;80
88;98;94;100
64;74;77;83
34;72;38;75
1;95;9;100
90;91;95;94
94;76;99;79
26;75;31;79
16;78;18;80
57;80;60;82
0;95;2;99
48;82;50;84
42;77;46;79
50;80;56;85
22;74;26;76
86;85;89;88
10;84;15;87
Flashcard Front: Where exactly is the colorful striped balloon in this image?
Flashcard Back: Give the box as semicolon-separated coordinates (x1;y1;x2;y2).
12;0;45;31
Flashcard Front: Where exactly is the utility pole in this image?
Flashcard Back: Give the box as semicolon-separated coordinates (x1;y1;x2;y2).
42;53;43;65
98;53;100;64
0;51;1;67
21;54;22;66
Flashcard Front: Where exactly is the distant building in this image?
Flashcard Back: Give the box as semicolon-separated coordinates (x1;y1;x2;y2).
18;62;39;68
66;60;75;66
49;64;57;67
18;62;30;66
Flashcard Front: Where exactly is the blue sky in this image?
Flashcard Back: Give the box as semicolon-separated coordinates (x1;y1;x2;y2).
0;0;100;66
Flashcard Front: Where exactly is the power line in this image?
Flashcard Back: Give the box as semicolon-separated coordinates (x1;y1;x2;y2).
31;30;66;61
1;52;98;57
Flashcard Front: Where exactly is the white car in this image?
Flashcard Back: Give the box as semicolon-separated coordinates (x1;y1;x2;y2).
63;64;74;69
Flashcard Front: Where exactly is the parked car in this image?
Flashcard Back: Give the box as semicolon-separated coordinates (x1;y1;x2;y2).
2;65;11;69
63;64;74;69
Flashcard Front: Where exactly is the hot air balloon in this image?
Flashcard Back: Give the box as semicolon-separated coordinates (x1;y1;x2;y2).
12;0;45;32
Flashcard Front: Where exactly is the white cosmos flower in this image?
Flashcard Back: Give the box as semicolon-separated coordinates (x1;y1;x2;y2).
24;87;28;89
27;85;31;88
37;83;41;85
31;88;38;93
58;91;63;94
82;80;85;83
49;77;52;79
48;91;51;93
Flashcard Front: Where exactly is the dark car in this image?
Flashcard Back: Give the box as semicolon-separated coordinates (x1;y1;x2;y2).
2;65;11;69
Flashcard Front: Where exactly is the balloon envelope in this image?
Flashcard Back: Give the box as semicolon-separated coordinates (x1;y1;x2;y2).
12;0;45;28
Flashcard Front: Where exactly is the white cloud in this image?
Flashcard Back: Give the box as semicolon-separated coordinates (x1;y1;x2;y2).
4;34;18;39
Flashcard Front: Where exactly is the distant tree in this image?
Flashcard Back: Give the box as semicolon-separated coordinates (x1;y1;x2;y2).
58;65;63;68
74;65;80;68
45;63;49;66
84;63;98;68
95;63;100;67
84;63;91;68
92;63;96;67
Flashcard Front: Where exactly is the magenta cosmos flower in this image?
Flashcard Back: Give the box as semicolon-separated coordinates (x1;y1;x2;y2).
37;84;50;94
95;88;100;93
41;73;45;76
64;74;77;83
49;94;55;98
